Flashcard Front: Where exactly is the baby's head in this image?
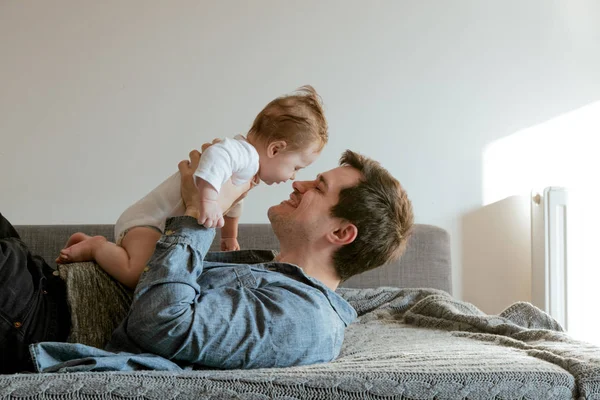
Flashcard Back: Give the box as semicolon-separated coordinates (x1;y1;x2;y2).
247;85;328;185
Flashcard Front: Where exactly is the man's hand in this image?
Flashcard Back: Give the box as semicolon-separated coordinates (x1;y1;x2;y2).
202;138;221;153
178;150;203;220
220;237;240;251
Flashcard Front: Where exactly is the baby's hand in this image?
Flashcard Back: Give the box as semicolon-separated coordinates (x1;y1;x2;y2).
221;237;240;251
198;200;224;228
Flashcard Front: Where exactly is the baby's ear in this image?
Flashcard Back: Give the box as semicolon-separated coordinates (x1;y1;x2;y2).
268;141;288;157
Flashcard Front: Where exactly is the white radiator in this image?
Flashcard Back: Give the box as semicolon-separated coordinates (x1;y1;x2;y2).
531;187;568;329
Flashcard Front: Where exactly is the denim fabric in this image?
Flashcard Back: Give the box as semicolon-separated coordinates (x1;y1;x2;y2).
30;342;184;372
0;213;70;374
32;216;356;372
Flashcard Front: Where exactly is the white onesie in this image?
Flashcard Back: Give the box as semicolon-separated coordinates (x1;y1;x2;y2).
114;135;259;242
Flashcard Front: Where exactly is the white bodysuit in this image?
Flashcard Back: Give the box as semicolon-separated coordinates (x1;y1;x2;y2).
114;135;259;242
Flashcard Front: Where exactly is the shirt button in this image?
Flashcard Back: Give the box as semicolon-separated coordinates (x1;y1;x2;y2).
14;322;22;328
165;230;174;235
53;270;60;276
144;266;150;272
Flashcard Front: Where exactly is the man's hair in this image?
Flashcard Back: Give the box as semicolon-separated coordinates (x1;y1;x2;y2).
248;85;328;152
331;150;414;281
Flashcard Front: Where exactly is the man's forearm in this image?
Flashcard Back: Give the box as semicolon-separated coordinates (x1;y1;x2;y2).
134;216;215;295
123;216;216;360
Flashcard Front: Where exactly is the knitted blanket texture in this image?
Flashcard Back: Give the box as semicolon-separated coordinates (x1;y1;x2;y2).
2;286;599;399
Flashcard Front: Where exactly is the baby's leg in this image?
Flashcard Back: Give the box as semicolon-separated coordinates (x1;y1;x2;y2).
56;235;108;264
117;227;162;287
57;227;160;288
63;232;91;248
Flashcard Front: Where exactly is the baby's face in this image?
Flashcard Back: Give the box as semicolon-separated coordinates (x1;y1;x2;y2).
259;142;321;185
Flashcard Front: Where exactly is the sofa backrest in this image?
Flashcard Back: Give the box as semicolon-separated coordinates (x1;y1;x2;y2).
15;223;452;294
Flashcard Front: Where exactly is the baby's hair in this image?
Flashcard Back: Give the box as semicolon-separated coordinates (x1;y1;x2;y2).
248;85;328;152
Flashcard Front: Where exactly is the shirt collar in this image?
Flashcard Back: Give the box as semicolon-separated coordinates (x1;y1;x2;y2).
204;250;357;326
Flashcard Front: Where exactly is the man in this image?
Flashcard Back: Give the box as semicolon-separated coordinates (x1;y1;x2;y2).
102;149;413;369
14;148;414;372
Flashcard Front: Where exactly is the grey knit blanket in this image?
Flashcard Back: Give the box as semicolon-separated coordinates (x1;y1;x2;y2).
2;287;599;399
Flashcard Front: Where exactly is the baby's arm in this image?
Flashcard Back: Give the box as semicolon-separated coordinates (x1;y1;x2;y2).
194;179;224;228
220;198;244;250
221;216;240;251
193;138;258;229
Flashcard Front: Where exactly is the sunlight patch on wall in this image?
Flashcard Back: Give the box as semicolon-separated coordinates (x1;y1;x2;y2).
483;101;600;205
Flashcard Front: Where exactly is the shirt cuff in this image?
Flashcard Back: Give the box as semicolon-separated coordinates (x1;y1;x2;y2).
161;216;215;252
164;215;200;231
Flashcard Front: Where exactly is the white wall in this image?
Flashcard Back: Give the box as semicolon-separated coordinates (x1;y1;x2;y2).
2;0;599;301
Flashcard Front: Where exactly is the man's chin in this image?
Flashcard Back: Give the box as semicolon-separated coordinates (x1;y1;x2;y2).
268;200;297;223
267;205;279;222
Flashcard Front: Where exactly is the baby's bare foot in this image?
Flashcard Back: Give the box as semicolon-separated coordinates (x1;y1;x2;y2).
56;236;107;263
55;232;91;262
64;232;90;248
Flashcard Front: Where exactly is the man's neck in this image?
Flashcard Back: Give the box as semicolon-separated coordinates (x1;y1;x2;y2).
274;246;341;291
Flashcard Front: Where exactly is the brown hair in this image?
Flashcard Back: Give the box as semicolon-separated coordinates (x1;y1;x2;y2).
331;150;414;281
248;85;328;152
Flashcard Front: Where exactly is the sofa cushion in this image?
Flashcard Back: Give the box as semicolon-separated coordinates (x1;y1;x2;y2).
16;223;453;295
58;262;133;348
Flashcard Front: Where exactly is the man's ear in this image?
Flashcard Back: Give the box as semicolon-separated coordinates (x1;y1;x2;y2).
267;141;287;157
327;222;358;246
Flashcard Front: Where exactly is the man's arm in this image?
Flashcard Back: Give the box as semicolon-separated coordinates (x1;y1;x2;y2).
117;151;217;356
179;150;208;220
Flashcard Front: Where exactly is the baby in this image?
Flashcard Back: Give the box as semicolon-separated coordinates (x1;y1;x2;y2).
56;86;328;288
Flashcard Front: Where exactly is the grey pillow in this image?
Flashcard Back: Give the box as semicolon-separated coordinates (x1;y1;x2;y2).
58;262;133;348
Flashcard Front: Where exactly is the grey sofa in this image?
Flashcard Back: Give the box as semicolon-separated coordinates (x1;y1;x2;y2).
14;223;453;293
2;223;599;399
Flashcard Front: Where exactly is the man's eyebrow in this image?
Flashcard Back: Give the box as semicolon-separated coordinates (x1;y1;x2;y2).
317;174;329;191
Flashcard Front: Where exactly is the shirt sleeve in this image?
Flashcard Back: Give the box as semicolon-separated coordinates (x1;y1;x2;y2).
194;138;259;193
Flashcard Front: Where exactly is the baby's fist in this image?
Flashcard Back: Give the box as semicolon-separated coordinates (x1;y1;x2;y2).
221;237;240;251
198;201;224;228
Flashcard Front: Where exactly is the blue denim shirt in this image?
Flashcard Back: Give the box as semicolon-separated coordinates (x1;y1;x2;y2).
31;216;356;372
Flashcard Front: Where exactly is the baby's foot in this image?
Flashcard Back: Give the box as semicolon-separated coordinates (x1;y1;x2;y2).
64;232;90;248
55;232;91;262
56;236;107;264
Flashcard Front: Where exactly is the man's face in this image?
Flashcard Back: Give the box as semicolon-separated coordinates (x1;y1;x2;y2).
268;165;362;243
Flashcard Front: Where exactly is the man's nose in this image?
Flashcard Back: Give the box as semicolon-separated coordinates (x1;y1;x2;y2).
292;180;308;193
293;179;317;193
